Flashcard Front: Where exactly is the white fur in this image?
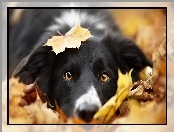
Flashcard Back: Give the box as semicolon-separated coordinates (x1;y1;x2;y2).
47;9;107;32
74;85;102;113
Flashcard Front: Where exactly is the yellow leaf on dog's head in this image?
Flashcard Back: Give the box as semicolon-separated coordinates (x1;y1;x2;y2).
94;69;133;123
65;22;92;41
44;22;93;55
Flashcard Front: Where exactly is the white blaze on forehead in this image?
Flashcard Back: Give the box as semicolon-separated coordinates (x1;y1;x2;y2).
74;85;102;111
47;9;107;32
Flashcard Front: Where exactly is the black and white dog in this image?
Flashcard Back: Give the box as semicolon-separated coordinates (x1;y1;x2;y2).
9;8;152;122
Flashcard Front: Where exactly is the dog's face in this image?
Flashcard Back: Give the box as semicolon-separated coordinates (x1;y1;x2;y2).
14;32;152;122
50;40;119;122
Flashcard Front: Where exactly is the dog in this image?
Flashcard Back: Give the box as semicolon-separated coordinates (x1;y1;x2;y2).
9;8;152;122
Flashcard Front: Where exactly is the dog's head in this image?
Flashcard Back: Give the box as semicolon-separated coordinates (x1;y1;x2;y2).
13;32;152;122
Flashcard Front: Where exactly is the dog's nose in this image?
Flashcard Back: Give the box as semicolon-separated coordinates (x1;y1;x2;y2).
76;104;99;122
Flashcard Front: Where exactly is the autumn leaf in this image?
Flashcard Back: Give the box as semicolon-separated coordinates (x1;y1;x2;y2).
55;101;68;122
128;77;155;101
93;69;133;123
139;66;152;81
44;22;93;55
9;77;60;124
152;37;166;102
112;99;166;124
21;78;53;108
153;39;166;67
9;77;34;124
24;102;59;124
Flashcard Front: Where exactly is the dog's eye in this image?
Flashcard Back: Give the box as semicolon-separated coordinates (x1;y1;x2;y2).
100;72;110;83
64;71;72;81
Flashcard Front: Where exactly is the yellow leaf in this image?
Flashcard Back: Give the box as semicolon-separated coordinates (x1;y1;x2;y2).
117;69;133;93
44;22;93;55
139;66;152;81
94;69;133;123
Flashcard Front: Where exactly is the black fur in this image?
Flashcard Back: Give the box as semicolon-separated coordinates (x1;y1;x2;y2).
9;9;152;121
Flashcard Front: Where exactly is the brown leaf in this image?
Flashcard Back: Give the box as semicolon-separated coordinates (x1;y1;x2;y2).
152;38;166;102
25;102;59;124
55;101;68;123
9;77;34;124
112;99;166;124
21;78;53;108
152;62;166;102
9;77;60;124
153;39;166;67
9;77;24;100
117;101;130;117
44;22;93;55
128;78;155;101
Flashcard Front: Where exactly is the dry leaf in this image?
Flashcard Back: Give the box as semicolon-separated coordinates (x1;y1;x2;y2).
9;77;60;124
112;99;166;124
24;102;59;124
55;101;68;122
116;101;130;117
9;77;34;124
152;38;166;102
93;69;133;123
153;39;166;66
128;78;155;100
20;78;53;109
44;22;93;55
152;62;166;102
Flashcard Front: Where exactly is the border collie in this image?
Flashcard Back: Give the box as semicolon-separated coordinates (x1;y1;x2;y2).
9;8;152;122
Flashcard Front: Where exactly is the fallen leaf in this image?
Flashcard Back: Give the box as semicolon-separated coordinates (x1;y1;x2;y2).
21;78;53;108
152;62;166;102
128;77;155;100
153;39;166;66
44;22;93;55
152;38;166;102
24;102;59;124
9;77;34;124
116;100;130;117
93;69;133;123
9;77;60;124
55;101;68;122
139;66;152;81
112;99;166;124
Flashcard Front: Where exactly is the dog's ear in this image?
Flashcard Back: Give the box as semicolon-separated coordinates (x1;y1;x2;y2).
118;38;152;71
13;46;54;84
102;32;152;80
